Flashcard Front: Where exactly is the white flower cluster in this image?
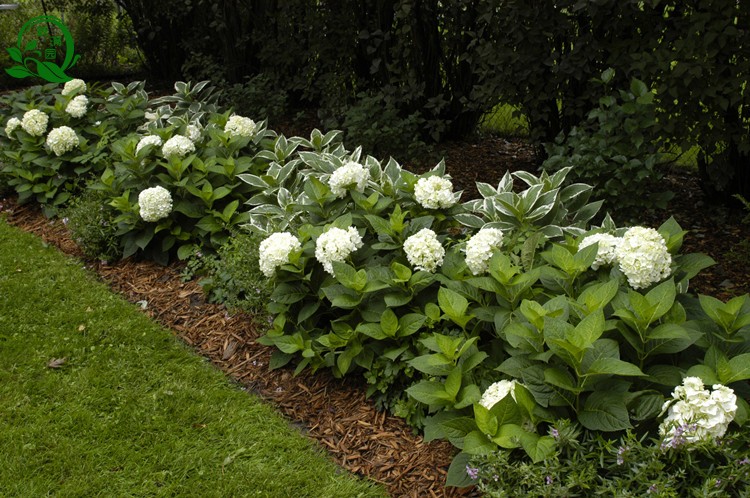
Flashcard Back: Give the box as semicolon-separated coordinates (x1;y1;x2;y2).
185;124;202;143
615;226;672;290
162;135;195;159
414;176;457;209
45;126;79;156
224;115;257;138
61;78;86;96
315;226;363;274
579;232;620;270
479;379;518;410
5;117;20;138
329;161;370;198
136;135;163;155
21;109;49;136
65;95;88;118
403;228;445;273
138;186;173;222
259;232;301;277
465;228;504;275
578;226;672;289
659;377;737;448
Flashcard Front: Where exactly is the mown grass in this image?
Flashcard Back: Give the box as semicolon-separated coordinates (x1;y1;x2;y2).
0;220;386;498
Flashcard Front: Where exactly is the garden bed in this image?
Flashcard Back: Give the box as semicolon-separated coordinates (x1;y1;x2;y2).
3;132;749;496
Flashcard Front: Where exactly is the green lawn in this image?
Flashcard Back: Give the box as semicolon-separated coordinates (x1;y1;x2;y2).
0;220;386;498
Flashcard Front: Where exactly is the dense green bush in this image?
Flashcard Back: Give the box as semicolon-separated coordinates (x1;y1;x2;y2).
542;72;672;219
63;187;121;261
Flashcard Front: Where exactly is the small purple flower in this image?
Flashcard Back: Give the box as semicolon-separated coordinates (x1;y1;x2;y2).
62;217;69;225
716;479;722;487
546;476;553;485
550;427;559;439
739;457;750;465
465;465;479;480
647;484;658;494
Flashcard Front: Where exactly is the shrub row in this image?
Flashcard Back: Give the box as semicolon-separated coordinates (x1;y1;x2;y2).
2;79;749;493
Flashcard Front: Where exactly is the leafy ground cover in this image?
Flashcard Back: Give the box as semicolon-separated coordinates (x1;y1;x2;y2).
0;220;386;498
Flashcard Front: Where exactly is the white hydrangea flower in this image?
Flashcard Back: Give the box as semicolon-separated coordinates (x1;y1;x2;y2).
5;117;21;138
615;226;671;289
61;78;86;96
579;232;622;270
465;228;504;275
185;124;202;142
136;135;163;155
659;377;737;448
623;226;665;245
329;161;370;198
414;176;457;209
45;126;79;156
479;380;518;410
315;226;363;274
259;232;301;277
161;135;195;159
65;95;88;118
224;115;257;138
403;228;445;273
21;109;49;136
138;186;173;222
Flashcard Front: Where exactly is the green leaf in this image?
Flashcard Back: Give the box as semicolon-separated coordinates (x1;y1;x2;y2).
331;261;367;292
685;364;721;385
543;367;578;392
577;279;619;313
356;322;387;340
444;367;462;400
270;284;307;304
7;47;22;63
473;403;498;436
272;334;305;354
522;435;556;464
390;261;412;283
644;279;676;323
406;381;452;406
724;353;750;383
463;431;496;455
445;452;474;488
585;358;645;377
398;313;426;337
579;391;632;432
380;308;399;337
408;353;454;376
322;285;362;309
365;214;394;237
455;385;481;409
438;287;471;328
5;65;34;79
36;61;71;83
489;396;523;426
195;215;223;234
569;310;605;350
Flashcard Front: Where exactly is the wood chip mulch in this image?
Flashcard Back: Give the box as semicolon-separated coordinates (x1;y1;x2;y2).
1;198;477;498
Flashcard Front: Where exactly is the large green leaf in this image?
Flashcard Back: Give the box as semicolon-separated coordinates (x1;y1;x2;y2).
568;309;605;350
406;380;452;406
579;391;632;431
585;358;645;377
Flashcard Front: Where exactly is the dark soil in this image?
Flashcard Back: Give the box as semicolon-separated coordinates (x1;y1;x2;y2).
2;133;749;497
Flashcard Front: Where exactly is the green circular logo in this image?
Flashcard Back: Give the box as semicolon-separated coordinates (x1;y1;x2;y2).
5;15;80;83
